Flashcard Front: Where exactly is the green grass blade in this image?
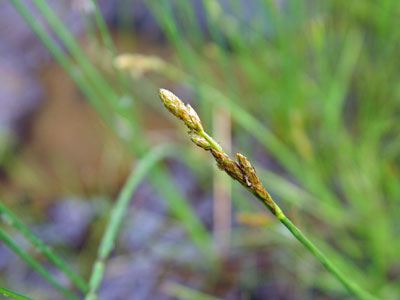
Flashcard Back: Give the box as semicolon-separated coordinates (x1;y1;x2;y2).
0;202;87;292
9;0;111;125
162;281;221;300
12;0;212;262
84;144;175;300
0;286;33;300
279;217;379;300
29;0;137;135
89;0;116;56
0;229;79;300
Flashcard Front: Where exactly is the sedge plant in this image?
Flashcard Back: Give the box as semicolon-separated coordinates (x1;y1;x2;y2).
0;286;33;300
158;88;380;300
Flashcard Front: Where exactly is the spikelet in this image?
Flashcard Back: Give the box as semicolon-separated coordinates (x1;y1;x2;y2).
189;132;212;150
236;153;276;214
159;89;203;132
236;153;259;187
210;149;244;182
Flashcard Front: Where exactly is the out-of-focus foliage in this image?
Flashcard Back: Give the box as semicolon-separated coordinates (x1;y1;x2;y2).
1;0;400;299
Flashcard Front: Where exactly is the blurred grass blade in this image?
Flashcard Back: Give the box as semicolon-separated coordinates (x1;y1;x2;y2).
162;281;221;300
89;0;116;56
0;202;87;292
29;0;137;134
0;287;33;300
0;229;79;300
11;0;212;261
85;144;175;300
324;30;363;130
159;88;379;300
9;0;112;125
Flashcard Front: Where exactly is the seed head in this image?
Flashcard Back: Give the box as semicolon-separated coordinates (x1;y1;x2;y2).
159;88;203;131
189;132;212;150
236;153;276;214
236;153;260;187
210;149;244;182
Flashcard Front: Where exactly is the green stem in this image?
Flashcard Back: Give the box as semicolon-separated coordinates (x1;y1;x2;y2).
0;286;33;300
278;216;378;300
89;0;116;56
88;0;130;93
9;0;111;125
29;0;137;134
250;192;380;300
11;0;213;265
200;127;379;300
84;144;175;300
163;281;221;300
199;130;223;152
0;202;87;292
0;229;79;300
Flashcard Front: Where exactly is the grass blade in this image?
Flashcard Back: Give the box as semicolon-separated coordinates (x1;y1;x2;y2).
84;144;175;300
0;287;33;300
0;229;79;300
162;281;221;300
12;0;212;262
159;88;380;300
0;202;87;292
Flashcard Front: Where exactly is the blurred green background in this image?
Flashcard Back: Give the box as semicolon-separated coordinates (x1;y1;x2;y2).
0;0;399;299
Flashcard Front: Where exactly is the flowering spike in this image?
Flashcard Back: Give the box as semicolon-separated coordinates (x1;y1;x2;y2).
189;132;212;150
159;89;203;131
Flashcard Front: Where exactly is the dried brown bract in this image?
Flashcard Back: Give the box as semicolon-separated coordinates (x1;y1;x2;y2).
210;149;244;182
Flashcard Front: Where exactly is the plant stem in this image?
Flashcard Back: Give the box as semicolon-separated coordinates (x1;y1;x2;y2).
0;202;87;292
89;0;116;56
0;229;79;300
216;149;379;300
248;183;379;299
162;281;221;300
0;286;33;300
9;0;111;125
159;88;380;300
199;130;223;152
217;143;379;300
11;1;213;262
84;144;174;300
277;215;378;300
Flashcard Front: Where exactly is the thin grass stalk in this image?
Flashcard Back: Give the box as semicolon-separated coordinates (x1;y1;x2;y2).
158;88;380;300
29;0;137;133
162;281;221;300
84;144;174;300
88;0;131;94
0;202;87;292
9;0;111;126
89;0;116;56
121;48;341;220
12;0;213;261
0;286;33;300
119;52;343;236
144;1;342;218
193;84;345;221
0;229;79;300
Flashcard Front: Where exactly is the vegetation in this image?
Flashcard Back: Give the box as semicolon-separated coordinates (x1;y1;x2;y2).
2;0;400;299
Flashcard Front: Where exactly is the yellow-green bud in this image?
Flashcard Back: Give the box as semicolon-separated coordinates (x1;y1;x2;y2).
189;132;212;150
159;88;203;131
